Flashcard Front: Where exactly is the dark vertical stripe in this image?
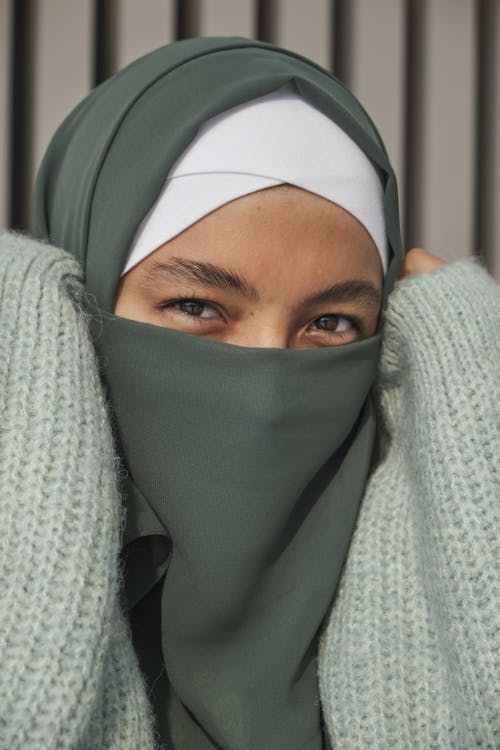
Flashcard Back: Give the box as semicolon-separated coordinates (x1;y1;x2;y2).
332;0;350;83
403;0;423;250
256;0;276;43
474;0;493;270
176;0;200;40
94;0;116;85
9;0;35;230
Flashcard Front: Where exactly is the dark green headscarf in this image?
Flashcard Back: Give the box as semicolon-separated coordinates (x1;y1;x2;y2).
33;37;403;750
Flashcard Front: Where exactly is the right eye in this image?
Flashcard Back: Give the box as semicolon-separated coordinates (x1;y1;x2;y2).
159;298;222;321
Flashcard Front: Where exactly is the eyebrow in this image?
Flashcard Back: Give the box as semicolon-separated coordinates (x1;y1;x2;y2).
299;280;381;311
143;256;382;311
144;257;259;301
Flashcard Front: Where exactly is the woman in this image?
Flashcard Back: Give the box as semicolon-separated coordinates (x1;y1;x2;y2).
0;37;498;749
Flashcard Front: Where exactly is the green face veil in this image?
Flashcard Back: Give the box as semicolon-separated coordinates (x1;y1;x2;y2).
33;37;403;750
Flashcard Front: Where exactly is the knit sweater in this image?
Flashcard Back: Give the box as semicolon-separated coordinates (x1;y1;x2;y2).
0;230;498;749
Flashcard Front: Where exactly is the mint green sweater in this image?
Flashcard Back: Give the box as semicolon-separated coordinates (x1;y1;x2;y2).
0;231;498;749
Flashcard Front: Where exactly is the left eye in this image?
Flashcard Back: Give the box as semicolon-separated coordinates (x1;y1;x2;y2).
309;315;354;333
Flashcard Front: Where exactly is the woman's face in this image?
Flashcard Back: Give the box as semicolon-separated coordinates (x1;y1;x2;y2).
114;185;383;349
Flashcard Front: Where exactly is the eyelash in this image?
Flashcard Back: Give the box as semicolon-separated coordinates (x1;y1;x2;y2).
158;297;362;337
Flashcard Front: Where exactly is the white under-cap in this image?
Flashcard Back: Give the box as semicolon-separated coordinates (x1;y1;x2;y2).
121;82;388;277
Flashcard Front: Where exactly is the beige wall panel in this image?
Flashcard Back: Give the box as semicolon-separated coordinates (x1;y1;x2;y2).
197;0;254;37
342;0;406;226
412;0;476;263
0;0;12;227
273;0;331;71
31;0;94;215
114;0;175;71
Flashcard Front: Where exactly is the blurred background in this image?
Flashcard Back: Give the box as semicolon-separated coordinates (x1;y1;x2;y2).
1;0;499;278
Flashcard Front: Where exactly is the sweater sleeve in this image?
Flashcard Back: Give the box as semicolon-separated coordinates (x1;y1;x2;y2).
318;257;500;749
0;232;159;749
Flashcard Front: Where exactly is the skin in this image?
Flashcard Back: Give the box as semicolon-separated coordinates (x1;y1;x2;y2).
114;185;445;349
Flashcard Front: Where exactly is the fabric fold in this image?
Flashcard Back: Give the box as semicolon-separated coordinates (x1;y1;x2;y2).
120;475;171;610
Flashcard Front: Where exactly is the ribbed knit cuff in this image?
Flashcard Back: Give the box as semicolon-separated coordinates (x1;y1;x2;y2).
378;256;500;387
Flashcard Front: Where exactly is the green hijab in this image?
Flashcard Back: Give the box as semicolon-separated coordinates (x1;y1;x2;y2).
33;37;403;750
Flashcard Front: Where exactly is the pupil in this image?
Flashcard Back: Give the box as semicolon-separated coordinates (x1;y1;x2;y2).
318;315;337;330
183;301;202;315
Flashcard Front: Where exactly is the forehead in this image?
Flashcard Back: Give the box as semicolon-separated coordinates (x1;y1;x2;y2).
137;186;383;290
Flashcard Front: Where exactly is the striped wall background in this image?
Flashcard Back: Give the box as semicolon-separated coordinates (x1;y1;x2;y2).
1;0;499;279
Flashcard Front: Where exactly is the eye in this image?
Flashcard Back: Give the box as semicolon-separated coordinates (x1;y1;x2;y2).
159;298;221;320
307;314;359;336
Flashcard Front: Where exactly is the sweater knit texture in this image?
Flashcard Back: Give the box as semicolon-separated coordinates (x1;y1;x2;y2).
0;230;498;749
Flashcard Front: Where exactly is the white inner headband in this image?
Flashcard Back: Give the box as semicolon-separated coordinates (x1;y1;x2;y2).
121;82;388;277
